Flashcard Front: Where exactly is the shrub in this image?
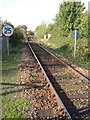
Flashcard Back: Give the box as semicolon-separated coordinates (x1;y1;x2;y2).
9;27;24;46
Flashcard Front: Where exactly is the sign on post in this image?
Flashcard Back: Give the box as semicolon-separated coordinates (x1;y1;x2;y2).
2;25;14;56
71;30;80;41
2;25;14;37
71;30;80;57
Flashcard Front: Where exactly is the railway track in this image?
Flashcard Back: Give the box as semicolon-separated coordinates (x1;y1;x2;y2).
28;41;89;120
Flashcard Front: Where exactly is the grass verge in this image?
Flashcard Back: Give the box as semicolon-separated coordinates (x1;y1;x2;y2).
1;44;30;119
38;37;89;70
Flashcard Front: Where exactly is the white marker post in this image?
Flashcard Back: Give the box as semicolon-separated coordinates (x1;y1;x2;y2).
72;30;80;57
74;30;77;57
2;25;14;56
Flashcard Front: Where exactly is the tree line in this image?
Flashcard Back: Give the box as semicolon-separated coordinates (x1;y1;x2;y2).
36;1;88;39
1;20;27;46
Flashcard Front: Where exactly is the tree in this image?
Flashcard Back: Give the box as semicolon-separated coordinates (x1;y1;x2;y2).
17;25;27;30
17;25;27;37
2;20;14;27
35;24;47;39
9;27;24;46
2;20;24;46
78;12;88;37
55;1;85;36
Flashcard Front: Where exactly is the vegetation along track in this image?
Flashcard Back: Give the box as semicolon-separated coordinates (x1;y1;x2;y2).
28;41;90;120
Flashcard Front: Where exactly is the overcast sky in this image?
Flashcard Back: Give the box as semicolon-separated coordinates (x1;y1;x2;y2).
0;0;89;31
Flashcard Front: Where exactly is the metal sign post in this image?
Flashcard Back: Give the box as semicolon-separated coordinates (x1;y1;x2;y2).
2;25;14;56
71;30;80;57
7;37;9;56
74;30;77;57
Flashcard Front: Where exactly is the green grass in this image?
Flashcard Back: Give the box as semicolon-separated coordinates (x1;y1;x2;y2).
1;44;31;119
36;72;42;75
65;89;71;92
69;82;78;86
2;118;26;120
2;46;21;84
39;37;89;70
2;95;30;118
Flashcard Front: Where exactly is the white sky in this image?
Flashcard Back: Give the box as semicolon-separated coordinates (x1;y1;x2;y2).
0;0;89;31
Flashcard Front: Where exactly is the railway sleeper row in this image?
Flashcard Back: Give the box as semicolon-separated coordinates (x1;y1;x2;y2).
17;43;70;119
28;42;71;120
28;41;89;120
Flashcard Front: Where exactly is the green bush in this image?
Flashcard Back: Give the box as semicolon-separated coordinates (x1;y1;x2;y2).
40;36;89;69
9;28;24;46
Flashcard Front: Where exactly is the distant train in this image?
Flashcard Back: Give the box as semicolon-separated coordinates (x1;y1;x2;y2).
27;35;34;41
27;31;35;41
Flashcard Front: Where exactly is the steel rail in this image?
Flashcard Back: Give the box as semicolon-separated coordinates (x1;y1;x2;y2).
28;42;72;120
38;43;90;84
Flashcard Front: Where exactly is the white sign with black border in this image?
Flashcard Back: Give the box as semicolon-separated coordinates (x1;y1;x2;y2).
2;25;14;56
2;25;14;37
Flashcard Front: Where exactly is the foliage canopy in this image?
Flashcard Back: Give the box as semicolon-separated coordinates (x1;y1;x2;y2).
9;27;24;46
35;1;88;38
55;1;86;37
